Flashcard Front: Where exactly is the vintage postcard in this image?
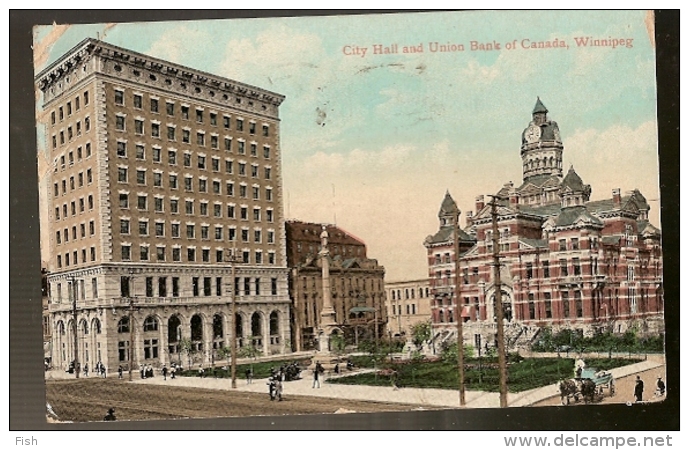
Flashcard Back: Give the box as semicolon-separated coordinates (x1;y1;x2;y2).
32;10;668;425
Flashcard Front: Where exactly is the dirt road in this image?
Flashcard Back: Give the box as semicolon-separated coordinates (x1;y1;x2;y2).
46;378;429;423
532;366;667;407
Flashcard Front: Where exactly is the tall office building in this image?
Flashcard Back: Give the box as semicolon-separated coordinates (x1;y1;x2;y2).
36;38;290;371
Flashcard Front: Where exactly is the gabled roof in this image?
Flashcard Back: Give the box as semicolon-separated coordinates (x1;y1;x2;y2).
517;203;563;218
602;236;621;245
638;220;661;238
586;195;639;216
552;206;604;227
425;226;475;246
519;238;548;249
516;174;561;192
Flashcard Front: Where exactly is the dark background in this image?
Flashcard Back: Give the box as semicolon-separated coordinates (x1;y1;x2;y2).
10;9;679;431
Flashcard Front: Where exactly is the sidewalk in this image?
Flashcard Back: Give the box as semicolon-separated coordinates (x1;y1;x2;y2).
46;357;665;409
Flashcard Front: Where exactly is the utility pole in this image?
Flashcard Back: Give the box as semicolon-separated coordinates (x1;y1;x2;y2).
489;195;509;408
454;210;466;406
70;276;80;379
226;246;240;389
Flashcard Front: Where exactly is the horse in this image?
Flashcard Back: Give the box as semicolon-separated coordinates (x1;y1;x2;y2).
580;378;598;403
559;379;580;405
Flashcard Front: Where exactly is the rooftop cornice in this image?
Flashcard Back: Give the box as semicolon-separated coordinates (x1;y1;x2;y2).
36;38;285;107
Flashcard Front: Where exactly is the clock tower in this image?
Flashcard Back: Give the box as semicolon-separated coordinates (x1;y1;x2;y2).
520;98;563;181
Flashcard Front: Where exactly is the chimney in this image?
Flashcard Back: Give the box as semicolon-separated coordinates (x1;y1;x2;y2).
612;188;621;206
475;195;485;212
509;192;519;206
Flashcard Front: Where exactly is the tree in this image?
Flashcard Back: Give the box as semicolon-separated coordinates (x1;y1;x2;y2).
217;346;232;376
179;337;196;369
329;333;346;356
411;321;431;347
238;344;263;374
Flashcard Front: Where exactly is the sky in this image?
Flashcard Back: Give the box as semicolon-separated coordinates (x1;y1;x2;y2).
33;10;661;282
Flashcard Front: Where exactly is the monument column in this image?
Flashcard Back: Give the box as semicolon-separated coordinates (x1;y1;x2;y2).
317;225;338;353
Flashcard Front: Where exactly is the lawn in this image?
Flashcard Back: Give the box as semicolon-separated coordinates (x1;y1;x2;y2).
327;357;640;393
177;357;311;380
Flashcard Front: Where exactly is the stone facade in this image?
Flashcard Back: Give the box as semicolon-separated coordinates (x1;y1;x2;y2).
285;221;387;350
424;99;663;351
37;38;291;372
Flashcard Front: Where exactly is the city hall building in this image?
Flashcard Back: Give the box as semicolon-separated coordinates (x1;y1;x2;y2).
36;38;291;371
424;99;664;350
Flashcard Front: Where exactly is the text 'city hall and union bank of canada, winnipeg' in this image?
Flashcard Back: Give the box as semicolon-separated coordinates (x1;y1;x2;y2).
342;37;635;57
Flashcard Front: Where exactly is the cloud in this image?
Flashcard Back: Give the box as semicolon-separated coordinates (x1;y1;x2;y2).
147;26;212;64
301;143;414;175
565;120;661;221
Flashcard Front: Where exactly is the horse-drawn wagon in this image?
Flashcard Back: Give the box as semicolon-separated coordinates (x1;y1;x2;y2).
559;367;615;405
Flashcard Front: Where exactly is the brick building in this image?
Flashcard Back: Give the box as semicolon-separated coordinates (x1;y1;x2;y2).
424;99;663;350
285;221;387;350
37;38;291;371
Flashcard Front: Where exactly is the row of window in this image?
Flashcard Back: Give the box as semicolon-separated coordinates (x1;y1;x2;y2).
391;303;418;315
116;140;271;162
49;90;89;125
54;195;94;221
51;116;91;149
390;287;430;301
118;218;275;243
118;122;272;156
118;275;279;299
119;193;273;218
55;143;93;172
120;244;276;265
115;165;272;187
114;89;270;137
56;247;96;268
55;220;96;244
54;169;94;197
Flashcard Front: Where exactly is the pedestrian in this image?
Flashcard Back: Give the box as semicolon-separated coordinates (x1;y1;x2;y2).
140;365;146;379
656;377;665;396
312;363;321;388
171;365;176;379
245;368;253;384
101;365;107;378
634;375;644;402
198;366;205;378
334;364;339;375
104;408;117;421
118;365;123;379
162;365;168;381
276;376;283;401
84;363;89;377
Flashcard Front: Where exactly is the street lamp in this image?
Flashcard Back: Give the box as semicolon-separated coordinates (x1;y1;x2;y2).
127;270;135;381
70;275;80;379
225;246;241;389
